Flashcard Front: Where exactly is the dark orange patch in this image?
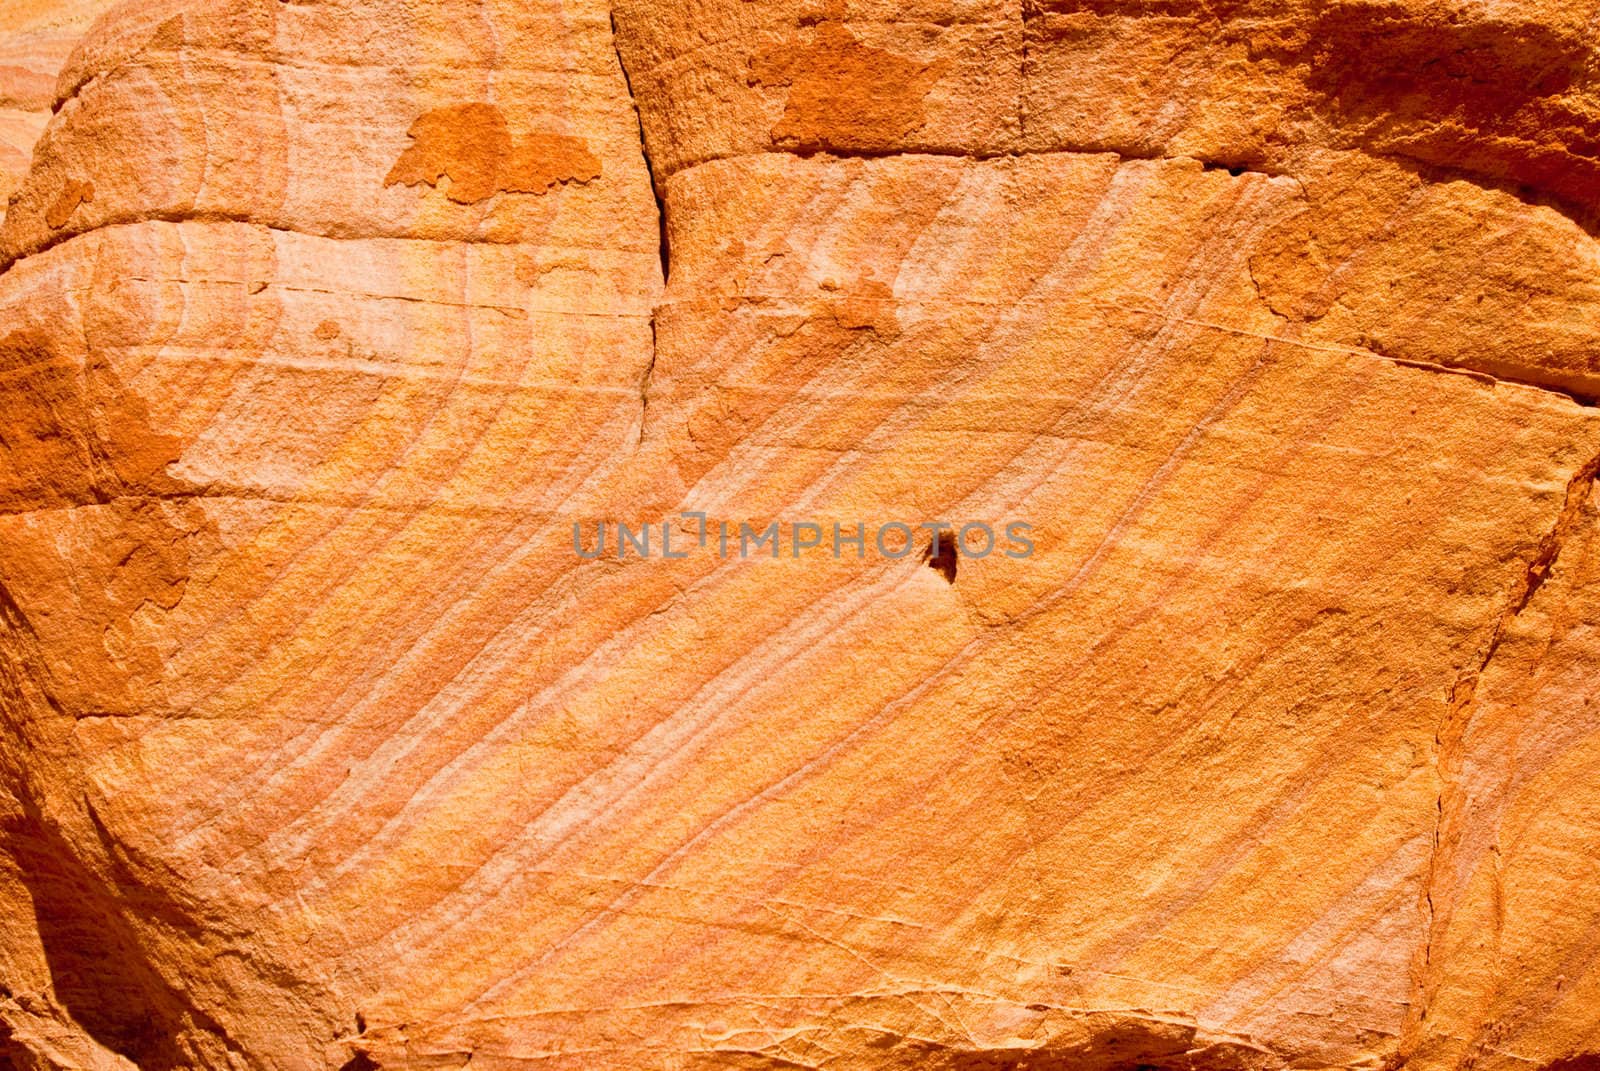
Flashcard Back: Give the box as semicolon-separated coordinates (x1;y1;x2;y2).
1302;4;1600;210
748;19;950;150
826;277;900;335
314;320;342;340
45;180;94;229
384;102;601;205
0;328;213;715
0;330;185;512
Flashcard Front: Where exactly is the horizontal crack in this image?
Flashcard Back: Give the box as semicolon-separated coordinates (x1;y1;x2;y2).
660;291;1599;411
664;143;1301;183
0;210;658;283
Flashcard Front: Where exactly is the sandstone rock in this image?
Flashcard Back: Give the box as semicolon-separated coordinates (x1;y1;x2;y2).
0;0;119;216
1;0;1599;1069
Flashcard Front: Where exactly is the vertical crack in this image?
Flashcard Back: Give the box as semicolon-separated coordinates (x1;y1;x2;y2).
1402;445;1600;1064
638;317;657;447
608;8;666;449
1017;0;1032;144
609;9;670;286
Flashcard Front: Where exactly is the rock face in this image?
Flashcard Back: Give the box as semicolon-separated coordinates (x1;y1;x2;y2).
0;0;119;216
1;0;1599;1068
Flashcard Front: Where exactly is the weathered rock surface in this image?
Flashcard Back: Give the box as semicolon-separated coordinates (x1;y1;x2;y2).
0;0;117;216
1;0;1599;1069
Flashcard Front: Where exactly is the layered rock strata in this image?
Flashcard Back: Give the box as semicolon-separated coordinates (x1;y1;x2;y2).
1;0;1599;1069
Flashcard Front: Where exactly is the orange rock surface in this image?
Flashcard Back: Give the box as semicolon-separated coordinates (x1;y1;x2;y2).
0;0;117;215
2;0;1599;1068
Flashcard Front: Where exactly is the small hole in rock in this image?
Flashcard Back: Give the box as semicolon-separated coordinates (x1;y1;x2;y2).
924;531;958;584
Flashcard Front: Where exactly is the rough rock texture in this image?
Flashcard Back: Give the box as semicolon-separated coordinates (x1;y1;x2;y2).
0;0;118;215
2;0;1600;1069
